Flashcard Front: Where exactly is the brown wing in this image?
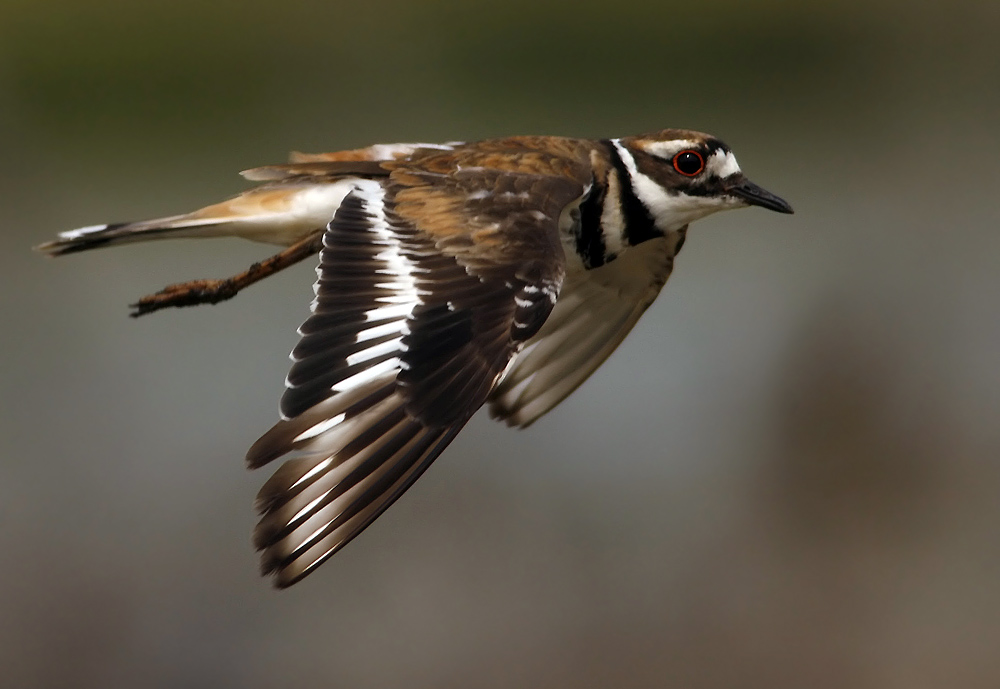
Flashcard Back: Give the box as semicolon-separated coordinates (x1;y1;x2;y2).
240;141;465;182
246;146;590;587
389;147;593;424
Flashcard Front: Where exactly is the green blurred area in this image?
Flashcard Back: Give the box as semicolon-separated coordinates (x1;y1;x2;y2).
2;2;1000;688
0;1;931;144
2;0;996;195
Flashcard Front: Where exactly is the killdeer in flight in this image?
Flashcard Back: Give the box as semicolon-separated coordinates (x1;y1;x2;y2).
38;129;793;587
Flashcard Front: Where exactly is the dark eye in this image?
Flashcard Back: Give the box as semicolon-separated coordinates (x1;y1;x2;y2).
672;150;705;176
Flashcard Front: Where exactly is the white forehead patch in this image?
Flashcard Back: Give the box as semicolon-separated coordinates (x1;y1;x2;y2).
640;139;701;160
708;149;741;178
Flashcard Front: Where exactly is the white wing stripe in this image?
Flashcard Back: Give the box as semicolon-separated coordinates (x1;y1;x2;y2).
293;414;347;444
289;457;334;490
345;337;406;366
355;320;408;343
331;357;401;393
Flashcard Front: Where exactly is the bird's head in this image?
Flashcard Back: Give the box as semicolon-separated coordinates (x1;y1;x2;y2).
614;129;793;233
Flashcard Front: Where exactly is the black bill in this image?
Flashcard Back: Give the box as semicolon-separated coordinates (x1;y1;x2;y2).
726;178;794;214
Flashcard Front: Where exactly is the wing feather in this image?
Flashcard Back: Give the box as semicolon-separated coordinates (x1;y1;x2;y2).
489;235;679;427
248;374;461;587
248;158;588;585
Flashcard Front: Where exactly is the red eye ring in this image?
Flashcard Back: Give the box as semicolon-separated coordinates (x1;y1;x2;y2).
672;150;705;176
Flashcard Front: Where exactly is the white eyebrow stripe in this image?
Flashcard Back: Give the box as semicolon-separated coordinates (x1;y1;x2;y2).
640;140;701;160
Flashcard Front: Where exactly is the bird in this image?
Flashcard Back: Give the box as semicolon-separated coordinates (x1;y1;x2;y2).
37;129;793;587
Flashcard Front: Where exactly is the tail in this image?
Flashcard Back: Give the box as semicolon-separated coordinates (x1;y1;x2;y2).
35;216;236;256
36;176;364;257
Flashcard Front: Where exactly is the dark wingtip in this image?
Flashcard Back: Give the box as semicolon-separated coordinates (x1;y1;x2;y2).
34;223;132;257
34;236;114;256
245;424;291;470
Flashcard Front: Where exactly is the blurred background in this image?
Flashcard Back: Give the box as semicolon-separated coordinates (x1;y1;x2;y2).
2;0;999;687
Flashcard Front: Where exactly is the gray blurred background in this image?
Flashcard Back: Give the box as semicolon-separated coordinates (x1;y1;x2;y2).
2;1;999;687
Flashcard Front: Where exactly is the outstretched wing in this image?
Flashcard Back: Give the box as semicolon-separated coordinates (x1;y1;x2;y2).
246;153;588;587
488;229;685;428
